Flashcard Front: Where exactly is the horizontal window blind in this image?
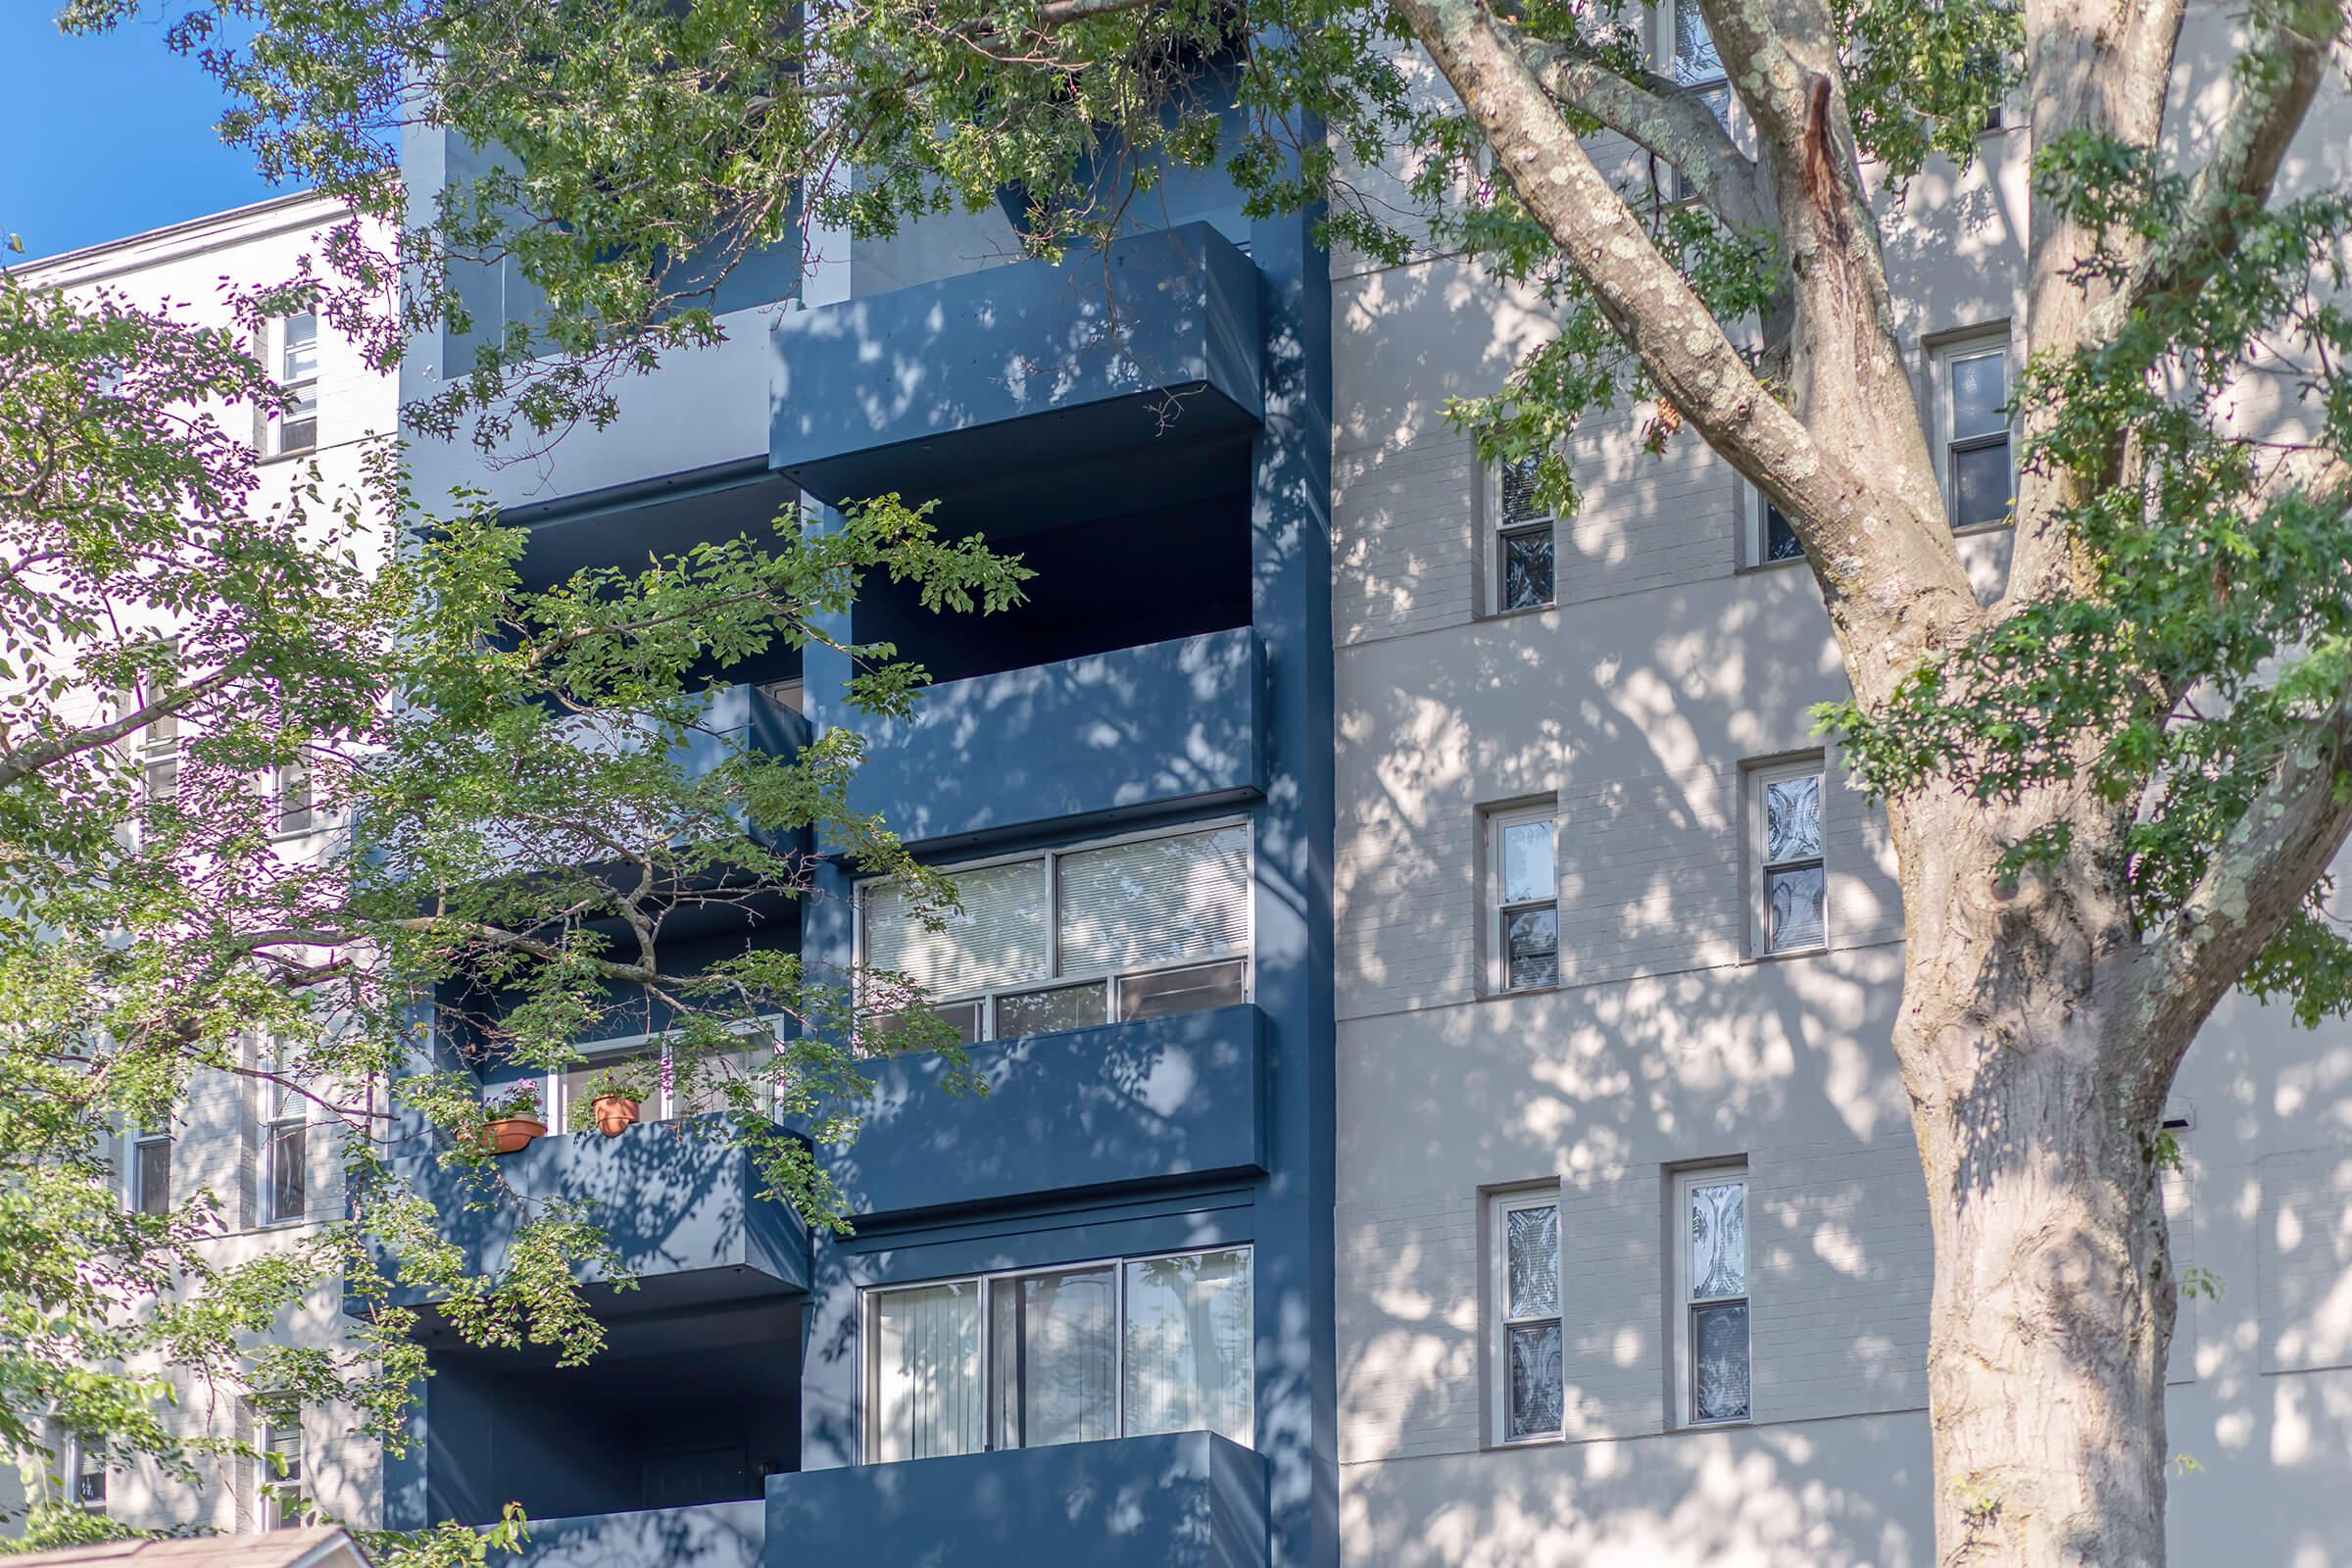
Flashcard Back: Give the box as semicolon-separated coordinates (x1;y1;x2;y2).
1055;825;1250;975
863;858;1050;997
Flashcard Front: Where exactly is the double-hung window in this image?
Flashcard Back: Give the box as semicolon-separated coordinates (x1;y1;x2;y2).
1487;804;1558;993
859;822;1251;1043
65;1437;106;1513
273;759;316;837
1662;0;1733;200
1747;491;1804;566
865;1246;1253;1463
131;1119;172;1216
1489;456;1557;613
1493;1192;1564;1443
1938;336;2013;530
1675;1166;1751;1425
260;1419;306;1529
259;1040;308;1227
546;1033;755;1127
141;710;180;806
1749;758;1826;956
268;314;320;458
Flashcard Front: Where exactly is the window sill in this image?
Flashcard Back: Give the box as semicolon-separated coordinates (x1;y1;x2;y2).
1474;602;1557;624
1483;1432;1567;1453
257;447;320;466
1479;984;1562;1004
1734;554;1810;577
1951;518;2014;539
1742;943;1830;966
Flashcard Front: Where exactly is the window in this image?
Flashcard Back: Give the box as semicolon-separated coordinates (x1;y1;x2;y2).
858;823;1251;1043
267;314;319;457
1663;0;1733;199
260;1420;306;1530
546;1034;755;1128
1746;490;1804;566
1749;758;1826;956
259;1040;308;1227
273;759;316;837
1488;456;1556;612
65;1438;106;1513
1937;336;2013;530
1486;804;1558;993
141;710;180;805
132;1120;172;1216
865;1247;1251;1464
1674;1166;1751;1425
1493;1191;1564;1443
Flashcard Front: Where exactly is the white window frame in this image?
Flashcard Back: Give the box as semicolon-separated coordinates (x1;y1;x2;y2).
1742;487;1805;569
271;758;318;840
259;1418;306;1530
264;313;320;459
130;1120;172;1216
140;711;180;807
258;1038;309;1228
1485;455;1558;615
1485;801;1559;996
1672;1162;1752;1428
1658;0;1739;199
1489;1186;1565;1446
854;817;1256;1042
64;1436;107;1514
1747;755;1828;957
861;1243;1255;1464
1933;331;2015;532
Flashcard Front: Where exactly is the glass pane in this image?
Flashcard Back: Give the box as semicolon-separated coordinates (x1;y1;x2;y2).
1674;2;1724;84
1497;455;1546;526
863;858;1050;999
1691;1299;1752;1422
1766;865;1827;953
1117;958;1247;1022
1694;81;1732;131
1763;773;1822;863
1124;1249;1253;1445
266;1122;307;1223
1689;1179;1747;1299
1055;826;1250;976
277;764;314;834
1502;527;1554;611
1505;1205;1559;1319
990;1266;1117;1450
135;1138;171;1215
1500;818;1554;906
277;382;318;454
281;314;318;381
558;1052;657;1123
1949;351;2006;439
995;981;1108;1039
1504;906;1559;990
872;1281;983;1462
1505;1321;1564;1440
1764;504;1803;562
1953;440;2013;529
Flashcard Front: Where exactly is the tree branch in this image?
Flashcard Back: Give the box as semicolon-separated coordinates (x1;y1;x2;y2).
0;664;242;791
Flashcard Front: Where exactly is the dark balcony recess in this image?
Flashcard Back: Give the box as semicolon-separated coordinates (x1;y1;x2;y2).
770;222;1261;509
822;1003;1267;1220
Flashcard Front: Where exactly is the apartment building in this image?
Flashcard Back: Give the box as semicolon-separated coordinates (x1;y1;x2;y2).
1328;9;2352;1568
12;192;396;1535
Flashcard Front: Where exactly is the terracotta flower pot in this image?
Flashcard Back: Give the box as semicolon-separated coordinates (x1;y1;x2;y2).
477;1117;546;1154
593;1095;641;1137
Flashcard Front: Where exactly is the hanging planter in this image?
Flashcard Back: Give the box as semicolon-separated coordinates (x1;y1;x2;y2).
577;1067;651;1138
473;1085;547;1154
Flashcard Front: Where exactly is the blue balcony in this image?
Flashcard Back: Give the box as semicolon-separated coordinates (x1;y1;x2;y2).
826;1004;1266;1219
770;221;1262;508
507;1500;763;1568
389;1113;810;1313
767;1432;1268;1567
844;628;1263;850
687;680;812;857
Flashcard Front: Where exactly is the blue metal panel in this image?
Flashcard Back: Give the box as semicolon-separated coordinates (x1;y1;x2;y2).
509;1500;764;1568
386;1113;810;1310
845;627;1263;850
770;222;1262;507
766;1432;1267;1568
824;1004;1266;1219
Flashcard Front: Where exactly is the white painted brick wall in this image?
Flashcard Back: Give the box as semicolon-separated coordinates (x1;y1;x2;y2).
1748;1140;1933;1423
1337;1186;1484;1462
1556;1167;1667;1441
1333;437;1481;647
1555;763;1744;988
2257;1145;2352;1374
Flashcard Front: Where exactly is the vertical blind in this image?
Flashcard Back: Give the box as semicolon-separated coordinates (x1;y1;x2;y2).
1123;1249;1253;1446
872;1281;984;1463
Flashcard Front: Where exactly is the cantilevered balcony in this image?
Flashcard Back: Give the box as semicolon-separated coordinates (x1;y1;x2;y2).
844;628;1264;851
502;1501;764;1568
385;1113;809;1314
770;221;1261;508
767;1432;1268;1567
824;1003;1266;1220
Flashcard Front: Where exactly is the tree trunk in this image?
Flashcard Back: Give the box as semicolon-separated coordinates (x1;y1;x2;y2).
1898;816;2180;1567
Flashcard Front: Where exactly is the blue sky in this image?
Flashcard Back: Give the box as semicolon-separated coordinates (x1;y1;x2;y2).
3;9;279;263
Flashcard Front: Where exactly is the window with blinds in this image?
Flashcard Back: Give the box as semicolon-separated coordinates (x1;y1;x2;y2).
860;823;1251;1042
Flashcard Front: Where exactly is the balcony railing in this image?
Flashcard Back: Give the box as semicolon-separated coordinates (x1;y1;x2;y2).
844;628;1263;850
